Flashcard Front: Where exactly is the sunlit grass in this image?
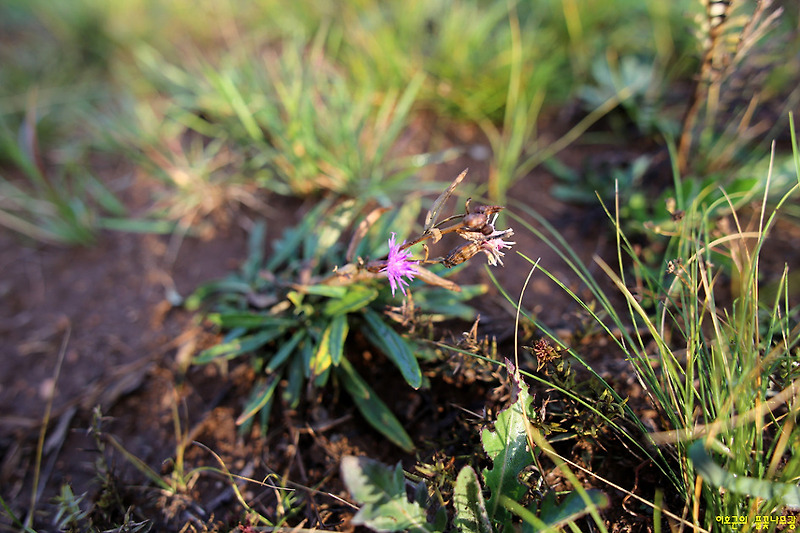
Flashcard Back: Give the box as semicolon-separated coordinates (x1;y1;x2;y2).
500;122;800;529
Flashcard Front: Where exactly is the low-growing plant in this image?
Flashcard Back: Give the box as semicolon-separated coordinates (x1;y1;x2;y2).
477;7;668;205
547;153;653;219
578;55;677;138
121;33;438;207
0;1;148;246
339;1;563;124
51;484;90;532
341;363;608;532
187;170;520;449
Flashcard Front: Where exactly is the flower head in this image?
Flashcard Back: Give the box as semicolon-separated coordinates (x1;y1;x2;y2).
381;233;419;296
480;234;516;267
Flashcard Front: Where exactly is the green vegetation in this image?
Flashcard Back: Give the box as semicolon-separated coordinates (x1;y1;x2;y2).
186;195;486;450
342;371;607;532
503;119;800;529
2;0;800;531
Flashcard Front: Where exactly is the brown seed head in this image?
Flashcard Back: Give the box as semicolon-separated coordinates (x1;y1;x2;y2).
443;242;481;268
463;212;488;230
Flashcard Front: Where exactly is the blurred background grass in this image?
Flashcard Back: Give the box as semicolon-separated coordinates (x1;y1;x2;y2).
6;0;771;243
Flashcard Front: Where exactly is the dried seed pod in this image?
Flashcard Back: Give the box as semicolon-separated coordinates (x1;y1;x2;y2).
462;202;504;234
463;212;488;231
443;242;481;268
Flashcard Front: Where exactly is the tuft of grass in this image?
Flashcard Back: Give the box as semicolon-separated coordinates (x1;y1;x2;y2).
118;33;435;207
501;119;800;529
612;135;800;526
0;1;177;245
0;107;134;245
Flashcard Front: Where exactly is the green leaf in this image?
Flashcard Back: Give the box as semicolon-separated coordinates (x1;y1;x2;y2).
328;314;349;365
242;221;266;283
194;328;283;364
300;338;313;377
316;199;358;258
313;365;331;387
362;308;422;389
185;279;253;311
538;490;608;530
282;354;304;408
310;321;335;377
340;456;431;532
266;199;331;270
481;367;534;527
689;440;800;507
323;285;379;316
266;329;305;372
206;312;296;329
453;466;492;533
96;217;175;234
300;284;348;298
336;358;414;452
236;377;279;427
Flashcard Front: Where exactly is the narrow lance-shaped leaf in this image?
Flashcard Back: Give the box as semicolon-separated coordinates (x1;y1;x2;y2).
295;284;348;298
265;329;305;372
236;377;279;427
328;314;349;365
206;312;296;329
282;354;305;409
97;217;176;235
309;345;330;380
362;308;422;389
324;286;379;316
310;321;337;378
315;199;358;260
185;279;253;311
504;490;609;533
689;440;800;508
242;221;266;283
336;358;414;452
266;199;332;271
194;328;284;364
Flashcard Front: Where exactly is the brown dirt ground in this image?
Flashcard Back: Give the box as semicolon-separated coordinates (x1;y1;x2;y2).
3;125;797;531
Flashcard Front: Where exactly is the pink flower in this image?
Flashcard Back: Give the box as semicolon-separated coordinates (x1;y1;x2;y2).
480;236;516;266
381;233;418;296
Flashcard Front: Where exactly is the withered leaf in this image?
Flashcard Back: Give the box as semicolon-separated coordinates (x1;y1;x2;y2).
413;266;461;292
424;168;468;232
